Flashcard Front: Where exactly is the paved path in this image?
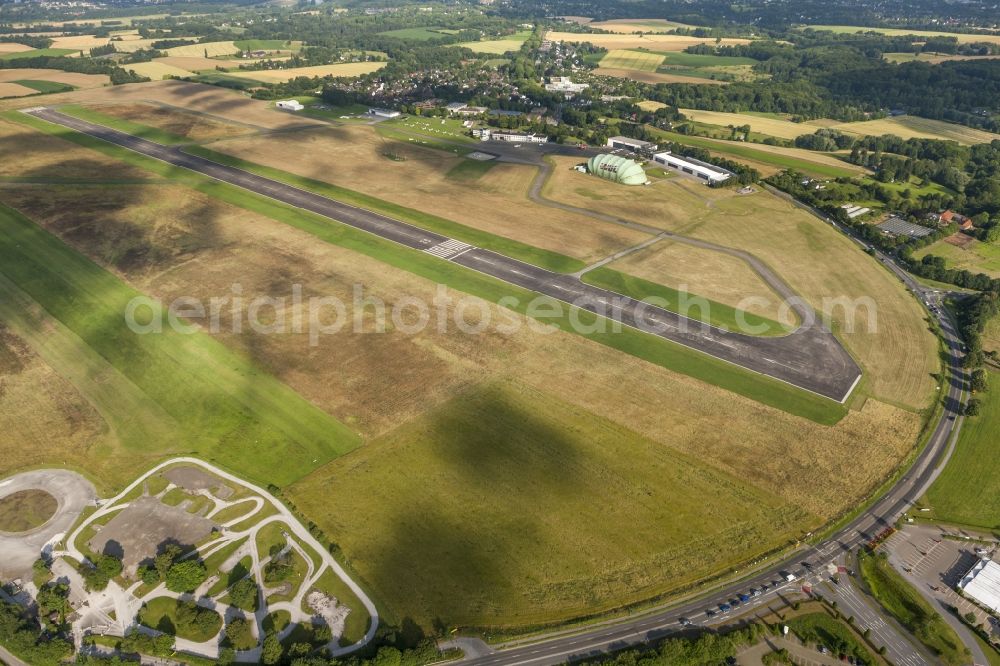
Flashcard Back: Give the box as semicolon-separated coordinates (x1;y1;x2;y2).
57;457;378;660
24;106;861;403
0;469;95;579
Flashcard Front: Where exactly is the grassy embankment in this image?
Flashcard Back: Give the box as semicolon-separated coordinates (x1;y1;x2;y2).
858;551;968;666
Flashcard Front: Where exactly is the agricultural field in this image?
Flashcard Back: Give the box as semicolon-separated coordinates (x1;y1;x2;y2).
913;234;1000;278
125;61;197;80
923;369;1000;528
225;62;385;83
802;24;1000;44
0;47;77;60
589;18;704;33
544;156;938;410
545;30;752;51
596;67;728;85
830;116;1000;145
48;34;112;50
0;42;33;53
884;52;1000;64
599;49;664;71
165;40;241;58
681;108;816;140
0;82;39;98
637;100;667;112
377;26;455;40
233;39;301;52
453;31;533;54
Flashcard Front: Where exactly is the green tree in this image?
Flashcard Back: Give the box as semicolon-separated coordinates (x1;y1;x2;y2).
225;617;257;651
228;578;259;611
966;398;982;416
165;560;208;593
262;634;284;665
970;368;989;393
155;543;182;579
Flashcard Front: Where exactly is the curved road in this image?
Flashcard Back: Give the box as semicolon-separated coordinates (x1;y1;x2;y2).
452;223;968;666
23;107;861;403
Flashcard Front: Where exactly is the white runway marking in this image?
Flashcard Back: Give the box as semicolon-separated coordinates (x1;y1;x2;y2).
424;238;472;259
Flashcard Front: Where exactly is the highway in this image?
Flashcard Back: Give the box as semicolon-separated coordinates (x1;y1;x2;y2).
24;107;861;403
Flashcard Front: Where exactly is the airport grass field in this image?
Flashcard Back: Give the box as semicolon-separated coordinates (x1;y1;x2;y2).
924;370;1000;529
0;84;939;634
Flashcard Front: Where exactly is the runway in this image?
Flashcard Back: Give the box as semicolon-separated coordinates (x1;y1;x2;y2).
25;107;862;402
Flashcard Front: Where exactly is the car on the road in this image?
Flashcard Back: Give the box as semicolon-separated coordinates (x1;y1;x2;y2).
730;598;742;607
705;609;716;617
678;617;692;627
780;571;796;582
719;603;731;613
760;583;770;592
750;587;761;597
738;593;750;603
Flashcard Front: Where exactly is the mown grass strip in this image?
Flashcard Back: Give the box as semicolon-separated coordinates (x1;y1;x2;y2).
582;266;793;336
10;111;846;424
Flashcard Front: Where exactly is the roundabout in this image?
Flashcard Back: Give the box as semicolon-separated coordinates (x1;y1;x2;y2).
0;469;96;579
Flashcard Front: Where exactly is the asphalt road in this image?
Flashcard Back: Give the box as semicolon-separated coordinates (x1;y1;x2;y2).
445;212;968;666
25;107;861;403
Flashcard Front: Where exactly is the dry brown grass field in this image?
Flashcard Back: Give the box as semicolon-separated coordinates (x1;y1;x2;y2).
88;102;255;141
207;123;649;263
0;42;33;53
605;240;796;325
546;30;751;51
0;117;146;180
595;66;728;85
0;81;325;130
545;157;938;410
0;82;37;98
224;62;386;83
0;319;107;481
0;113;934;631
0;68;109;89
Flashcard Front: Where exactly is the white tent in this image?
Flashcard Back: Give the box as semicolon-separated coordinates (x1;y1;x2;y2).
959;559;1000;613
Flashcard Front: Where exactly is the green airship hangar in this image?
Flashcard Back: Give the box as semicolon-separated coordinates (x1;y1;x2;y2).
587;136;733;186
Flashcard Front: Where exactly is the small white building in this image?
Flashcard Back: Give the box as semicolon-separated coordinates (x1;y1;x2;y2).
651;151;731;184
276;100;304;111
607;136;657;153
368;107;401;119
959;559;1000;613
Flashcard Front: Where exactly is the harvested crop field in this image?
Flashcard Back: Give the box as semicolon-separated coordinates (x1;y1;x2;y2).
0;43;32;53
1;113;930;632
596;67;726;84
589;19;702;33
49;34;111;50
206;124;649;263
0;68;109;89
884;52;1000;64
454;33;532;54
0;82;37;98
125;61;196;80
802;25;1000;44
599;49;665;72
681;108;817;140
545;157;938;410
831;116;1000;145
165;40;240;58
546;30;751;51
225;62;386;83
153;55;244;71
